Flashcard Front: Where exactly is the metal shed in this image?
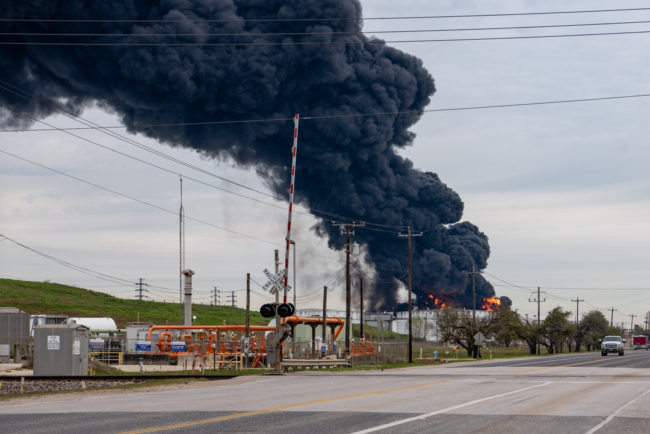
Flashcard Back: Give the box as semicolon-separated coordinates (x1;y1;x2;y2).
0;307;30;345
34;324;89;376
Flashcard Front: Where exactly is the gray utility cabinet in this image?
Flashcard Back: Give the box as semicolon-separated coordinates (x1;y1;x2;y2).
34;324;89;376
0;307;30;345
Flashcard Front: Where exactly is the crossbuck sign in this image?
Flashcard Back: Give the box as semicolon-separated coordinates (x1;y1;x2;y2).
262;269;286;295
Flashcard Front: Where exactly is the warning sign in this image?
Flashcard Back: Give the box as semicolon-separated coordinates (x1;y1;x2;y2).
47;335;60;350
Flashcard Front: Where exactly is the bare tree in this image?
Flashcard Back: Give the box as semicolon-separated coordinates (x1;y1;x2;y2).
436;308;495;358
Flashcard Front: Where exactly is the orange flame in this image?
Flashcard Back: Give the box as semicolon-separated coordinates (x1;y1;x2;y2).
433;298;446;309
423;294;446;309
482;296;501;311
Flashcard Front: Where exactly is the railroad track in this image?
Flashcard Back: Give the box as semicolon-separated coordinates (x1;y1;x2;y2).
0;374;239;396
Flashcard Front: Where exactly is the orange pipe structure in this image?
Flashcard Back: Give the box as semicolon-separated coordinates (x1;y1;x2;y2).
146;325;275;341
146;325;275;360
145;318;345;361
279;316;346;358
281;316;346;340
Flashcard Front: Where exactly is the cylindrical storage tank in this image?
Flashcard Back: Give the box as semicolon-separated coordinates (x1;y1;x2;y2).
66;317;118;332
34;324;89;376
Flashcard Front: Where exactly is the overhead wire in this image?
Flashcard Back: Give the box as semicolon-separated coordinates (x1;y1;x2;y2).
2;7;650;23
0;81;410;233
0;148;350;264
3;29;650;45
5;19;650;38
1;233;137;287
4;93;649;134
2;74;648;237
3;8;650;300
0;148;281;246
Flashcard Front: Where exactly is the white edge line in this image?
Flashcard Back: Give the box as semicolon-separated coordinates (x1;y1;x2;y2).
584;387;650;434
350;381;552;434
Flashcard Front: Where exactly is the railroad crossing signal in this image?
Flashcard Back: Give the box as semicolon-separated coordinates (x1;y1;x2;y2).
262;268;287;295
260;302;295;318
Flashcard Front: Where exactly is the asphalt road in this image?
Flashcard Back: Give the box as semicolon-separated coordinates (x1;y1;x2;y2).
470;348;650;369
2;352;650;433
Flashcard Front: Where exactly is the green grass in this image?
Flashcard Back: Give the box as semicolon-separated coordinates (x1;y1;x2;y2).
352;323;408;340
0;278;268;328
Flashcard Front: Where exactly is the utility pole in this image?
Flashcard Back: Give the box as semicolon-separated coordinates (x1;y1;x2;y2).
463;267;482;359
359;277;364;340
332;221;365;358
273;249;281;372
608;307;618;327
322;286;327;356
211;287;221;306
245;274;250;339
629;314;636;341
398;227;423;364
244;273;251;367
529;287;546;355
571;298;584;324
463;268;483;326
134;278;149;301
179;176;185;322
227;291;237;308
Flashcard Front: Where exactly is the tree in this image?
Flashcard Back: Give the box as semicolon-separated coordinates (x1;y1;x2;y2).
436;308;495;358
490;306;519;348
540;307;572;354
564;323;578;352
608;325;623;337
576;310;609;352
515;317;540;355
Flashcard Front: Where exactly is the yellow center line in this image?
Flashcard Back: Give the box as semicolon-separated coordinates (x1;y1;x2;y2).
119;379;450;434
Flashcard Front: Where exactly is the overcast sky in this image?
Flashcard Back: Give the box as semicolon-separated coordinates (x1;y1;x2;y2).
2;0;650;329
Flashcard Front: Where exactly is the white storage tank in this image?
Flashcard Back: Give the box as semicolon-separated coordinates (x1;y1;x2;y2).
66;317;118;332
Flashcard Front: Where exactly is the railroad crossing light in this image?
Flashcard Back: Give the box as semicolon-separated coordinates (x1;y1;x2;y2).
277;303;294;318
260;303;295;318
260;304;275;318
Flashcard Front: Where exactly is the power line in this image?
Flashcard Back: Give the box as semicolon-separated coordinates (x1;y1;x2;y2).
5;19;650;38
1;233;136;287
0;148;282;247
0;148;364;268
0;79;285;204
2;7;650;23
485;272;650;292
0;81;410;233
3;29;650;46
4;93;649;134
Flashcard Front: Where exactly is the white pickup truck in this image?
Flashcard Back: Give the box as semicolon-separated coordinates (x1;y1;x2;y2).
601;336;625;356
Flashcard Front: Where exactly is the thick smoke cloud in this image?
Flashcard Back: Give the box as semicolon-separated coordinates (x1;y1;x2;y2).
0;0;494;309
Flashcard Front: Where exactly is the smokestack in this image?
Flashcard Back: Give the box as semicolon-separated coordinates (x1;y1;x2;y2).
0;0;495;309
182;269;195;326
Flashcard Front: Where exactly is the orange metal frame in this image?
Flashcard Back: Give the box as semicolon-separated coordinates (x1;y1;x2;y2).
144;316;347;362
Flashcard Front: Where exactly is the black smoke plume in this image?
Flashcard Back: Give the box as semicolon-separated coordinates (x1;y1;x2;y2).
0;0;495;309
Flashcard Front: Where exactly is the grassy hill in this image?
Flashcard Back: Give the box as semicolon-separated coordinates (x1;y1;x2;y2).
0;278;267;328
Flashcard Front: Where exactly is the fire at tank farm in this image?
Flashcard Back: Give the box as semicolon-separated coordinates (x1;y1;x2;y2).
0;0;517;374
